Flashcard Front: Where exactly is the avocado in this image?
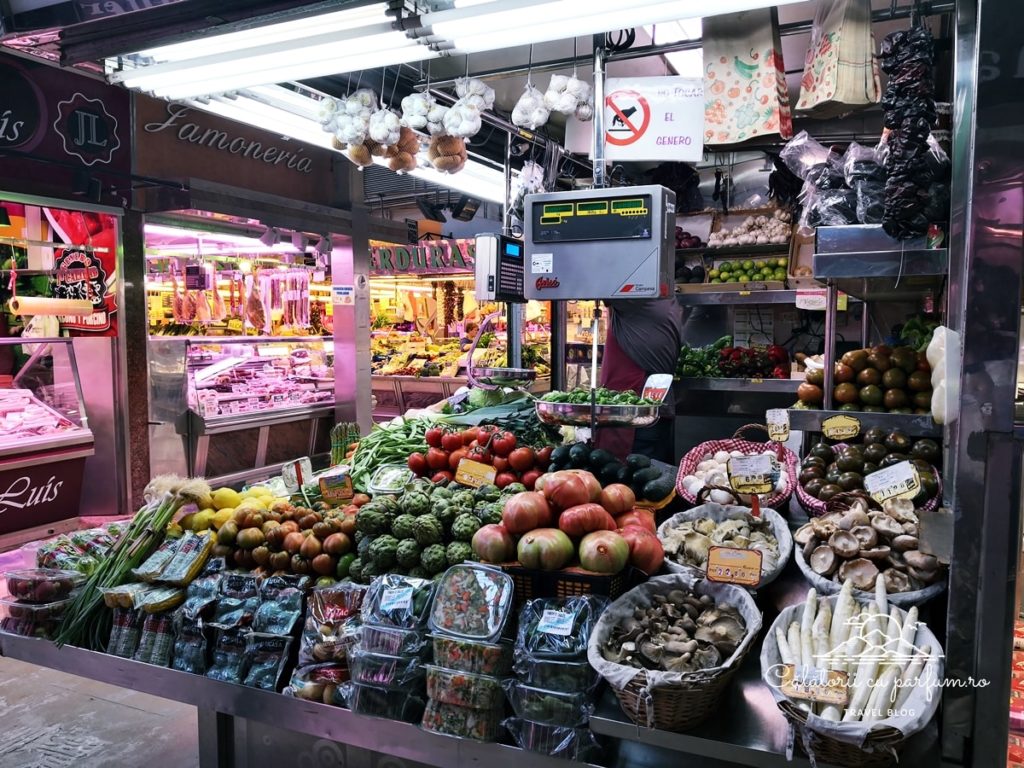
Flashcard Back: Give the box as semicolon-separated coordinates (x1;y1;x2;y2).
599;461;625;485
615;466;633;484
588;448;615;470
632;467;662;487
626;454;652;471
569;443;591;468
642;476;674;502
550;445;572;466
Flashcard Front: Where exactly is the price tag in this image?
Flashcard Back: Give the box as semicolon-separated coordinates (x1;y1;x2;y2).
455;458;498;488
727;454;777;494
780;664;849;706
642;373;673;403
822;414;861;441
766;409;790;442
537;609;575;636
795;291;848;312
318;468;354;502
706;546;763;587
282;457;313;492
379;586;414;612
864;460;921;503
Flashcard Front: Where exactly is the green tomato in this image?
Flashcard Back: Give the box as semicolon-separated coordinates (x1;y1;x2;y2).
742;259;754;271
773;269;787;281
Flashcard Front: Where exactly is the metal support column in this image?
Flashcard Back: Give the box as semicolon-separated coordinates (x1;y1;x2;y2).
506;303;523;368
550;301;567;392
592;39;607;189
823;281;838;410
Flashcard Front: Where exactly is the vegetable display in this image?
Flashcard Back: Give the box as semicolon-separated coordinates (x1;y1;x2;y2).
660;513;781;575
679;447;789;505
545;444;675;504
540;388;659;406
796;344;934;413
349;418;431;492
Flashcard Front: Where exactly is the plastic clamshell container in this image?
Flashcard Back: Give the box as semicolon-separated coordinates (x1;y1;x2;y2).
504;681;593;727
431;634;514;676
368;465;415;495
4;568;84;602
502;718;600;759
512;654;600;694
348;648;425;688
421;700;504;741
425;665;505;709
428;564;514;643
360;624;430;657
361;575;436;629
341;682;426;723
0;597;70;639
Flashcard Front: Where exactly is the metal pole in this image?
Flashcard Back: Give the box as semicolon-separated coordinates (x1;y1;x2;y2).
503;131;513;236
860;301;870;347
550;301;566;391
823;281;837;410
592;40;606;189
506;303;523;368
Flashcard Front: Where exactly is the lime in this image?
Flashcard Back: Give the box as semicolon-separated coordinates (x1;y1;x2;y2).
727;274;739;283
776;258;788;268
742;259;755;271
718;261;731;272
754;260;766;269
712;278;724;284
708;269;720;279
773;269;787;280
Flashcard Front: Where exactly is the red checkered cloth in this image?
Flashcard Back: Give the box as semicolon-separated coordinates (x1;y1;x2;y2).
675;438;797;509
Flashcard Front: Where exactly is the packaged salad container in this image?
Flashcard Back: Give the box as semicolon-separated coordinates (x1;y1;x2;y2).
4;568;84;603
502;718;601;760
348;648;426;688
360;624;430;657
431;635;513;676
362;575;435;629
503;681;593;727
512;654;601;694
421;700;504;741
425;665;505;709
428;565;514;643
341;682;426;722
516;595;608;659
369;465;415;495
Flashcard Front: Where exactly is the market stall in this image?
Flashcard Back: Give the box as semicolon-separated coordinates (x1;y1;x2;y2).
0;0;1020;766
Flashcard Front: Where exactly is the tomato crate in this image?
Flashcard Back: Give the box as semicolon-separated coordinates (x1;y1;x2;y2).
499;563;641;608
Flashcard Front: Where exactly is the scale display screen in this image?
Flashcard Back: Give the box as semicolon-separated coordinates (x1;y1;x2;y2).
533;194;653;243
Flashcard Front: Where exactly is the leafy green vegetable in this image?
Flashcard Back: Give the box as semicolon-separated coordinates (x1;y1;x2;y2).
540;388;658;406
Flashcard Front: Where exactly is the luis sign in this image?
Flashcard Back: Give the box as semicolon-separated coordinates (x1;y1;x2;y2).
370;239;476;275
0;454;88;536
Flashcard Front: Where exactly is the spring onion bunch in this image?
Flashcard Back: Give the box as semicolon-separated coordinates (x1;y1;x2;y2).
55;475;211;650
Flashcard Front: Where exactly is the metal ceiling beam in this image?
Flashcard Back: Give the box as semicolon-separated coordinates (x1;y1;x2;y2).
58;0;374;65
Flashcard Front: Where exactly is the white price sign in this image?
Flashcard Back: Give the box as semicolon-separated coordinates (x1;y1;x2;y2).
728;454;778;494
765;409;790;442
864;460;921;503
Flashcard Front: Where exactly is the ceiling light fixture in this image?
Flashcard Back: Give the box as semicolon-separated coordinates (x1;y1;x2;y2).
451;195;481;221
416;198;447;222
315;235;333;255
291;231;308;251
259;227;280;247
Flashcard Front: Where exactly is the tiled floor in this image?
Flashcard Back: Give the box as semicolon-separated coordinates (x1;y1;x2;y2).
0;657;199;768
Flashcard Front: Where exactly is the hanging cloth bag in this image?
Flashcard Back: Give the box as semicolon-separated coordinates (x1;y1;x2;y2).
796;0;881;117
703;7;793;145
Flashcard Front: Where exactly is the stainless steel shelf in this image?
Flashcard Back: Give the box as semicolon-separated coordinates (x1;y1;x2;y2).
813;249;948;300
676;377;800;393
787;408;941;437
0;633;598;768
676;290;799;306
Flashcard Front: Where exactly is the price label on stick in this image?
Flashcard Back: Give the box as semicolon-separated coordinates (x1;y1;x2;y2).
642;373;673;403
728;454;777;494
706;546;763;587
780;664;849;706
455;458;497;488
864;460;921;503
822;414;861;441
765;409;790;442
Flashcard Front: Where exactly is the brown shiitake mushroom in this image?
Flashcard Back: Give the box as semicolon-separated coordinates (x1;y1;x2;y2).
882;498;917;523
892;535;919;552
838;558;880;591
850;525;879;549
859;546;891;561
870;513;904;539
883;569;913;593
886;551;909;572
903;550;939;571
907;565;941;585
810;545;838;576
803;538;819;561
829;530;861;559
810;516;838;540
839;509;871;531
794;523;816;547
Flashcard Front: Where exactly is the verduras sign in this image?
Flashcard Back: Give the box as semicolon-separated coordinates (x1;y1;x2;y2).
370;239;476;275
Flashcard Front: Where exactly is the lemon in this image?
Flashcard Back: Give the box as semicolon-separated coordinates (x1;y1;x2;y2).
238;497;267;511
212;509;234;529
165;522;184;538
178;512;196;530
191;510;215;532
212;488;242;510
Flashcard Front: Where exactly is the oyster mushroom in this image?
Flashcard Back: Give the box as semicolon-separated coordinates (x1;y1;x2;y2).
802;538;819;561
892;535;919;552
839;509;870;530
883;569;913;593
838;558;880;591
903;551;939;571
639;640;664;666
870;513;904;539
902;522;920;535
829;530;861;558
810;545;838;576
692;645;722;670
682;532;712;565
907;565;941;585
848;498;871;515
664;639;698;656
850;525;878;549
695;615;745;657
859;546;891;561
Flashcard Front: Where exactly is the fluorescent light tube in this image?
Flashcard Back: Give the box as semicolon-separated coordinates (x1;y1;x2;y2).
184;96;335;149
371;156;506;203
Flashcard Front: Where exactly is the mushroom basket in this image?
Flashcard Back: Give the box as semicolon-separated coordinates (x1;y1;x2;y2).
587;573;762;732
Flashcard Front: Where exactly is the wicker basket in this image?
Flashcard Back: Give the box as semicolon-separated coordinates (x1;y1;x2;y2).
588;573;762;732
676;425;798;509
760;594;943;767
501;563;637;610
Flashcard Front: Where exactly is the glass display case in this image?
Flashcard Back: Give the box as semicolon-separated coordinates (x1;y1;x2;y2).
148;336;335;482
0;338;93;538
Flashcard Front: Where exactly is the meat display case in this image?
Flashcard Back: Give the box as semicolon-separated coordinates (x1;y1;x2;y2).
0;337;93;541
148;336;335;484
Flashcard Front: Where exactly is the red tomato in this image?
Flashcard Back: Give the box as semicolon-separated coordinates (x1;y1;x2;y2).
425;425;445;448
431;470;454;483
535;445;554;469
448;448;469;471
462;429;477;445
426;447;449;471
408;452;428;476
508;446;535;472
477;425;499;444
492;456;511;473
490;431;517;457
468;445;492;465
494;472;517;489
441;430;464;452
521;469;542;490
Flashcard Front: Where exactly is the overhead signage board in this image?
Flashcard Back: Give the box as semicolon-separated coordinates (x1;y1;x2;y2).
601;77;704;162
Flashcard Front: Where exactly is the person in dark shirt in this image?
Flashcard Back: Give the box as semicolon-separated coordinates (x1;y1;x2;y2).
594;297;682;462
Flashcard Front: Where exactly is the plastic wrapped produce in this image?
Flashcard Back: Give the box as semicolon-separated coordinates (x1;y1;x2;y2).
428;564;514;642
341;682;426;722
284;663;349;704
504;681;593;727
454;77;495;111
421;700;504;741
425;665;505;709
368;109;401;147
432;635;514;675
512;655;601;694
349;649;426;688
516;596;608;659
360;624;430;657
400;92;432;130
4;568;83;602
503;718;601;760
362;574;434;628
512;84;550;130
